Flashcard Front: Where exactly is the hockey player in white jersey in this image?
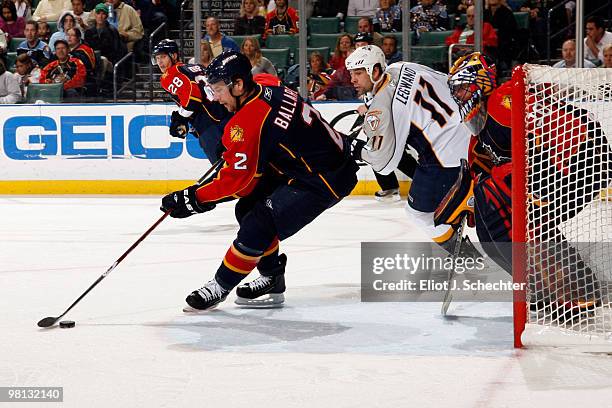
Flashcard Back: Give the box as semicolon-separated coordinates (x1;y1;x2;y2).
345;45;472;251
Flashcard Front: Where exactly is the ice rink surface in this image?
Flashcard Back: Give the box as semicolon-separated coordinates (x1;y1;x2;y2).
2;196;612;407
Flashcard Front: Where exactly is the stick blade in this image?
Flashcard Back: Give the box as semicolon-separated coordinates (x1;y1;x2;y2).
37;317;58;328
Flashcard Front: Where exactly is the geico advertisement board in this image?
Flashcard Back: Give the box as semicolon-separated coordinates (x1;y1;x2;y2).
0;102;363;182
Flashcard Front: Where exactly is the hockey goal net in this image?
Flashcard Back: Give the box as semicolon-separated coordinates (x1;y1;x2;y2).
512;64;612;349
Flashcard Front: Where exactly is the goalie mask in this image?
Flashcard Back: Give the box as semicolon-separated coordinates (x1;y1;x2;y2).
448;52;496;134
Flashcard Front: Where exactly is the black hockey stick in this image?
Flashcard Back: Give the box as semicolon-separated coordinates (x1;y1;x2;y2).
37;159;224;328
441;215;467;316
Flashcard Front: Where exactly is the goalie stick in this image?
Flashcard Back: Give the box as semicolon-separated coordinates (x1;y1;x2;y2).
37;159;224;328
441;215;467;316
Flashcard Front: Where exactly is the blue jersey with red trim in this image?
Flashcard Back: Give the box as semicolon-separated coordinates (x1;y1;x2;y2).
194;84;358;203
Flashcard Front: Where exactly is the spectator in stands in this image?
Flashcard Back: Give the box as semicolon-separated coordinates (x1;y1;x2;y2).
603;43;612;69
307;51;332;99
135;0;168;32
0;59;21;102
241;36;276;75
37;21;50;42
254;0;267;16
455;0;474;14
32;0;71;22
203;16;239;58
410;0;449;32
552;39;595;68
234;0;266;35
39;38;86;98
14;0;32;20
357;16;383;46
329;33;353;71
373;0;401;32
187;40;213;67
316;58;356;101
48;11;78;51
445;5;497;55
264;0;298;39
354;31;372;47
484;0;518;71
84;4;125;68
66;26;96;94
584;15;612;66
71;0;89;29
17;20;50;67
66;27;95;75
106;0;143;53
14;53;39;98
0;2;25;39
520;0;565;57
0;27;7;59
312;0;348;19
347;0;377;17
381;34;402;64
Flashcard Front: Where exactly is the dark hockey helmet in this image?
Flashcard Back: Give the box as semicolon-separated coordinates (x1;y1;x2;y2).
151;39;179;65
448;52;496;134
205;50;254;90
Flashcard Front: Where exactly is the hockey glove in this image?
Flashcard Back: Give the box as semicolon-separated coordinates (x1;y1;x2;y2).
343;134;366;161
161;185;216;218
169;111;190;139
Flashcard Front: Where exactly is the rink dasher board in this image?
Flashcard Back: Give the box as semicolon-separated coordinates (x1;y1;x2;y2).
0;102;411;194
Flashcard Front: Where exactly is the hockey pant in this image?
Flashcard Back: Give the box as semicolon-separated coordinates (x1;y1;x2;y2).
214;177;344;290
405;165;460;245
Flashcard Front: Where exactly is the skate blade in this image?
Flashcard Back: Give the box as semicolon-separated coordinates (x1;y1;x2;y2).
234;293;285;308
182;303;220;314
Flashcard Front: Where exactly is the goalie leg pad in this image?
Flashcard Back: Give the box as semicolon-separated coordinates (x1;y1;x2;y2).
405;204;455;243
434;159;475;227
473;163;513;273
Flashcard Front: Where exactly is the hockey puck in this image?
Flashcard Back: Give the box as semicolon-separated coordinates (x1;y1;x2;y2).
59;320;75;328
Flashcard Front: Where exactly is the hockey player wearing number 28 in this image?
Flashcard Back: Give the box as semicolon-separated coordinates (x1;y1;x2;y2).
154;39;230;163
345;45;474;254
155;39;282;163
160;50;359;311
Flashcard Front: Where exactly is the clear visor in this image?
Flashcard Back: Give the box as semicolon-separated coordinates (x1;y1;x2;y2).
204;80;232;101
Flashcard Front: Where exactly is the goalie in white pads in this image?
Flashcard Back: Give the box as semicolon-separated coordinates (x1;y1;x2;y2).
345;45;475;253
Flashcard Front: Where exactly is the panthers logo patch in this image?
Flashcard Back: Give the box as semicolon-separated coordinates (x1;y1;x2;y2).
230;125;244;142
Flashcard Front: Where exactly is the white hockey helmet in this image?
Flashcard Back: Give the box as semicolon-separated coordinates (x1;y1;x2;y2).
345;45;387;84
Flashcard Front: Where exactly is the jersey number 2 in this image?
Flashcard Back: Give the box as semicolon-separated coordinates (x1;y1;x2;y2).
234;153;247;170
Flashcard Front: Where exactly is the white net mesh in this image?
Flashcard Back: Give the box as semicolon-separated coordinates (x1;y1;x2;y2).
520;65;612;348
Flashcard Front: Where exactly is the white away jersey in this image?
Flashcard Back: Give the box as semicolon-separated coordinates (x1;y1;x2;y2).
361;62;470;174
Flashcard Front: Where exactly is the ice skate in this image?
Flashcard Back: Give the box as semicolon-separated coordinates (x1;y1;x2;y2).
183;278;229;313
235;254;286;308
